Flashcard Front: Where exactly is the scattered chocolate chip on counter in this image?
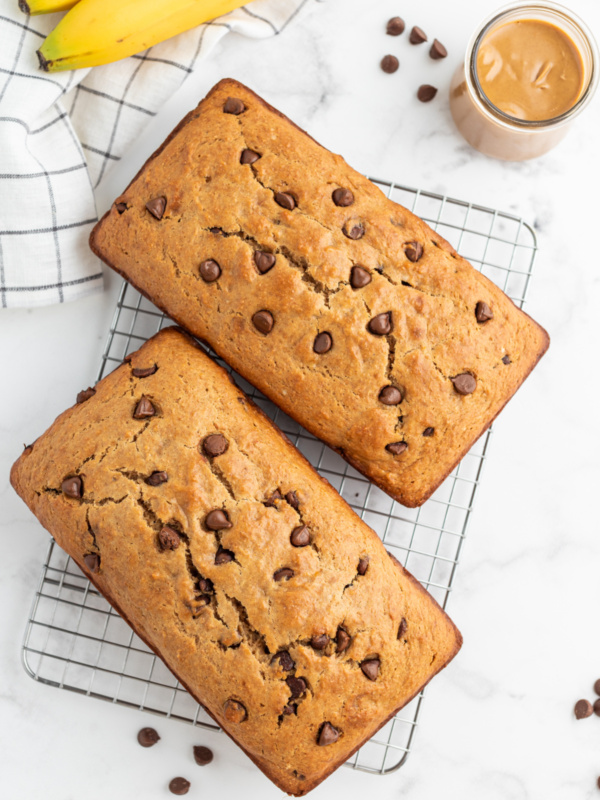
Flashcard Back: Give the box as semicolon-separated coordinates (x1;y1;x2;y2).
386;16;405;36
409;26;427;44
430;38;448;59
417;84;438;103
594;679;600;695
574;698;593;719
593;698;600;717
193;745;213;766
380;54;399;74
137;727;160;747
169;777;191;796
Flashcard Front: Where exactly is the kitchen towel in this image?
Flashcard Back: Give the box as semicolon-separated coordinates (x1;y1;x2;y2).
0;0;315;309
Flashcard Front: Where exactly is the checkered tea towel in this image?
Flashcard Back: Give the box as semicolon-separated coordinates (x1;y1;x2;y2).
0;0;315;308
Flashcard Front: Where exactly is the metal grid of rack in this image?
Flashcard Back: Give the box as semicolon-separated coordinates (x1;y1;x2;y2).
22;177;538;776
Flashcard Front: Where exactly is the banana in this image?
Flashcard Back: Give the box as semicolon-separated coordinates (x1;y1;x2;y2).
19;0;78;14
37;0;247;72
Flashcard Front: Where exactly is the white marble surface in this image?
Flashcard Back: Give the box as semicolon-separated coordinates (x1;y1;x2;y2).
2;0;600;797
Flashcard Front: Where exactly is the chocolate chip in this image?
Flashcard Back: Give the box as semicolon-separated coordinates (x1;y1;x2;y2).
311;634;329;650
379;385;403;405
282;704;296;716
240;148;260;165
350;266;371;288
452;373;477;395
430;39;448;59
76;387;96;404
272;651;295;671
290;525;310;547
317;722;339;746
286;676;307;698
423;427;435;437
381;55;399;74
386;16;405;35
137;727;160;747
199;259;221;283
254;251;276;274
193;745;213;766
502;355;511;365
198;577;214;594
409;26;427;44
159;526;180;551
223;699;247;722
146;196;166;220
313;332;333;354
285;490;300;509
132;364;158;378
594;699;600;717
387;440;408;456
397;617;408;639
252;310;274;334
357;556;369;575
83;553;100;573
594;679;600;696
574;699;593;719
343;220;365;240
264;489;282;507
332;188;354;207
368;311;392;336
274;192;296;210
133;396;156;419
115;202;127;214
203;434;228;457
169;777;190;795
215;546;235;565
209;227;222;234
146;471;168;486
336;627;351;653
223;97;245;115
274;567;294;582
361;658;380;681
417;84;438;102
205;509;232;531
404;241;423;262
62;476;82;498
475;301;493;323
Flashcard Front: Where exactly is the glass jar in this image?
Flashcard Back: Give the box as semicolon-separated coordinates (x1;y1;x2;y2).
449;1;598;160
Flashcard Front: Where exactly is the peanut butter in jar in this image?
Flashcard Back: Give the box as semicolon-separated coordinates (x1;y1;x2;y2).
450;2;598;160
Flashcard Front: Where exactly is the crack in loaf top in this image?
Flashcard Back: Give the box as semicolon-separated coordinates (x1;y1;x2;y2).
90;78;549;507
10;328;461;796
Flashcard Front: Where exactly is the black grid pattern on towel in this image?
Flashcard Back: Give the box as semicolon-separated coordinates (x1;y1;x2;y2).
22;179;540;776
0;0;313;307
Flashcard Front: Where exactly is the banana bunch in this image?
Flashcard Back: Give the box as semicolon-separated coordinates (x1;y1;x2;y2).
21;0;247;72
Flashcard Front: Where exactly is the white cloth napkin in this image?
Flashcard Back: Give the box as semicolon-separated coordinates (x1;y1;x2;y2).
0;0;315;308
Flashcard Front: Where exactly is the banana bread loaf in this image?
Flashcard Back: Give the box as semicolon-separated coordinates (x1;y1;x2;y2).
11;327;461;796
90;78;549;507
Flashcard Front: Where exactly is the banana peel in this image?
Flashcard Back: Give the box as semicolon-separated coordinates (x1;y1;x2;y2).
20;0;78;14
37;0;247;72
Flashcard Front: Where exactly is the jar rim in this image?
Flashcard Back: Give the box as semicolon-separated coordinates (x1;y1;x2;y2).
466;1;599;130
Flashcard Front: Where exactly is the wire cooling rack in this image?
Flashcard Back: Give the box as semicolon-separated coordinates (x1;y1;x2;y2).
22;177;538;777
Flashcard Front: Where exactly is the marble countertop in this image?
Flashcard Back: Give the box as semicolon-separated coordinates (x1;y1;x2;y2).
2;0;600;797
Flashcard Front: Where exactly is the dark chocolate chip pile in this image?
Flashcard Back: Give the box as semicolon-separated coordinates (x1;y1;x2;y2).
380;16;447;98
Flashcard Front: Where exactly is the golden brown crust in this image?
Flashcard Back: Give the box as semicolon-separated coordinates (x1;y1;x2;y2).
11;328;461;796
90;78;548;507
